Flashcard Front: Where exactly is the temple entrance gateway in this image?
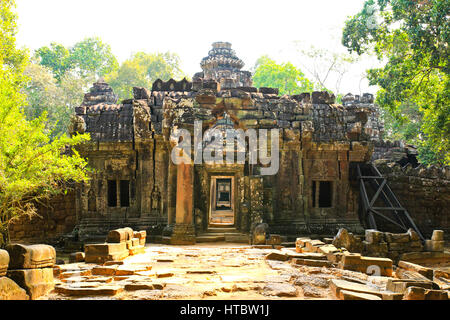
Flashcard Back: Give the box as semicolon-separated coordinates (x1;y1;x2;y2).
209;176;235;226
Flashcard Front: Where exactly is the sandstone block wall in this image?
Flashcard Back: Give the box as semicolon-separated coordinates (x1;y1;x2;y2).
8;191;76;244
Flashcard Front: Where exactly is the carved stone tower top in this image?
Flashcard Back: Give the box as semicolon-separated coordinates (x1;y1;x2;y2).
194;42;252;89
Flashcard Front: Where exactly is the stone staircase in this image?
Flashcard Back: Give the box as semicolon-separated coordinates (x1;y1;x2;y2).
196;227;250;243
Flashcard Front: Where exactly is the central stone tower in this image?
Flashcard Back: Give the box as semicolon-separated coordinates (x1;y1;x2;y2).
193;42;253;89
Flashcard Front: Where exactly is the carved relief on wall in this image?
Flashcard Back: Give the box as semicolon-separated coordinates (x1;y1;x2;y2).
281;187;292;211
88;188;97;212
305;159;338;180
151;185;162;215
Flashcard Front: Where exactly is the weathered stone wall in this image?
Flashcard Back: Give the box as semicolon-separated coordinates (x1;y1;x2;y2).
375;160;450;239
9;191;76;244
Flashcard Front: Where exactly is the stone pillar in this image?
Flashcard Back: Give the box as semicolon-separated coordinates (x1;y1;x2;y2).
167;158;177;225
170;149;196;245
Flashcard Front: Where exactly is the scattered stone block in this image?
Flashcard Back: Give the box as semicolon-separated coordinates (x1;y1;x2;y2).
385;232;410;243
124;282;164;291
381;292;404;300
91;265;118;276
407;229;420;241
305;240;325;252
69;252;85;263
0;276;29;300
6;244;56;269
84;242;129;264
339;289;382;300
397;261;434;280
330;279;384;298
425;289;449;300
365;230;384;244
265;252;289;262
0;249;9;276
318;244;339;255
7;267;54;300
156;271;174;278
129;245;145;256
425;240;444;252
387;279;433;293
431;230;444;241
339;254;393;276
395;269;431;282
333;229;363;253
295;238;311;251
55;284;123;296
292;258;332;268
322;238;334;244
139;231;147;246
403;286;426;300
106;227;133;243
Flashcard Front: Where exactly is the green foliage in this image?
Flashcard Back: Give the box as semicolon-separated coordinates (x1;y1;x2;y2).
22;63;88;138
69;37;118;78
105;51;185;100
252;56;315;95
35;37;119;80
35;43;71;81
343;0;450;165
0;0;90;247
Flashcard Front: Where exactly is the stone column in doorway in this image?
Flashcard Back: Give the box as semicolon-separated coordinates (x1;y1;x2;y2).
170;148;196;245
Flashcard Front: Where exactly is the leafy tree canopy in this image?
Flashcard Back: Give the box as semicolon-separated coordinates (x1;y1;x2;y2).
0;0;90;247
105;51;185;100
35;37;119;80
252;56;315;95
342;0;449;165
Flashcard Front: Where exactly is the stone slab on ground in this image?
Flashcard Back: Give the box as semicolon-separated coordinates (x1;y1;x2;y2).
397;260;434;280
292;258;332;268
0;276;29;300
55;284;123;296
330;279;385;298
265;252;289;262
91;265;118;276
285;252;327;260
339;289;382;300
6;244;55;270
7;267;54;300
263;283;297;297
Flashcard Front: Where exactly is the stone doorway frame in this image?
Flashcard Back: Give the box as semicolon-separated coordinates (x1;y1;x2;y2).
209;175;235;226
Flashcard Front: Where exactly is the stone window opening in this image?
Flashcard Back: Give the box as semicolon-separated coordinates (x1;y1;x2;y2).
107;180;117;207
312;181;333;208
215;178;232;211
120;180;130;207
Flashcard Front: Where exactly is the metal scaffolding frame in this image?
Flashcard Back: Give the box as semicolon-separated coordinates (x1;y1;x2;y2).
357;163;425;242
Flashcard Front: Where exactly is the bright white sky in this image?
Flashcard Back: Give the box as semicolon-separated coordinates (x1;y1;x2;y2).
16;0;380;94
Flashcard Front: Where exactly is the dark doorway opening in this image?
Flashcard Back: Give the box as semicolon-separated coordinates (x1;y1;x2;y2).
120;180;130;207
107;180;117;207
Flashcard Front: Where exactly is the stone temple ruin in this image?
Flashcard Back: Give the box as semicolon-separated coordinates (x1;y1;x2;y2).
2;42;449;301
8;42;450;246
